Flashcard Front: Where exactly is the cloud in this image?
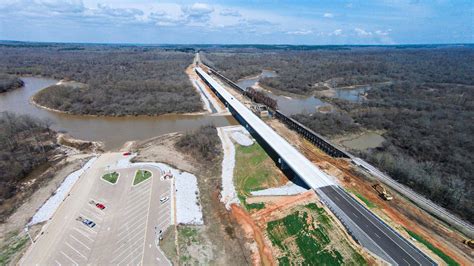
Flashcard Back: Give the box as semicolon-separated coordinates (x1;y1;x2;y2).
37;0;85;13
220;8;240;17
331;29;343;36
149;11;185;26
354;27;372;36
95;4;143;18
181;3;214;23
375;29;391;36
286;30;313;35
323;13;334;18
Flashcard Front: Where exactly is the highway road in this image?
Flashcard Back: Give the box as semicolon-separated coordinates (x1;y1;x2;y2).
196;66;435;265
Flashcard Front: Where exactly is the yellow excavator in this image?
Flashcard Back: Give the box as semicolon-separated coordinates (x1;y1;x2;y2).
372;183;393;201
463;239;474;249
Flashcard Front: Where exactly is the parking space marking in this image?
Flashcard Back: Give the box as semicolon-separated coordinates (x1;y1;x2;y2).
119;215;148;233
127;190;150;205
117;222;146;243
76;222;98;235
60;251;78;266
128;194;150;208
70;235;91;250
123;201;148;217
65;241;87;260
73;227;94;241
157;220;169;230
115;243;144;265
54;259;62;265
113;235;144;262
129;185;151;197
81;210;102;222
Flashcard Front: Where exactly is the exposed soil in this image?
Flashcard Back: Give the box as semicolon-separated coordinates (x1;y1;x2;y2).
231;204;275;266
266;118;474;265
133;133;252;265
57;133;104;153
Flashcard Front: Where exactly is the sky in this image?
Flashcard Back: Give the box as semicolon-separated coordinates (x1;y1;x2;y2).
0;0;472;45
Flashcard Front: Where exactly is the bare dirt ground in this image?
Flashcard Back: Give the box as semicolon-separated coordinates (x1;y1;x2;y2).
132;133;252;265
266;118;474;265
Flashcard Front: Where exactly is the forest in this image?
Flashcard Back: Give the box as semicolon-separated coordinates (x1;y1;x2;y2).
203;46;474;223
0;74;24;93
175;125;220;161
0;44;201;116
0;112;58;219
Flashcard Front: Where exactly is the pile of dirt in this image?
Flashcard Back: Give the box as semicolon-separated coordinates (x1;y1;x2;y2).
267;118;474;265
57;133;103;153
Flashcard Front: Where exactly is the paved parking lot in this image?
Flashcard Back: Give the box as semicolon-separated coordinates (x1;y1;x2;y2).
21;153;172;266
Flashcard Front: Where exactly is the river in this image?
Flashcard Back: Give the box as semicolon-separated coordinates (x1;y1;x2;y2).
236;70;371;115
0;77;237;150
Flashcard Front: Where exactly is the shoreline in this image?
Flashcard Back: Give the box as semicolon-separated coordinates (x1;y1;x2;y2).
29;92;209;118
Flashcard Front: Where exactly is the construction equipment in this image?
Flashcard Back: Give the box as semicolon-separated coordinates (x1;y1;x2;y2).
373;183;393;201
463;239;474;249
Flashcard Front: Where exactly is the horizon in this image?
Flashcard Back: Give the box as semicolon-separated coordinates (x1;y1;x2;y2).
1;1;473;45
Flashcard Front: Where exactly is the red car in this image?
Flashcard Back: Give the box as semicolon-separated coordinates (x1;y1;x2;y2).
95;203;106;210
123;152;131;156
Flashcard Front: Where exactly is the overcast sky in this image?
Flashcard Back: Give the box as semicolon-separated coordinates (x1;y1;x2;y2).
0;0;472;44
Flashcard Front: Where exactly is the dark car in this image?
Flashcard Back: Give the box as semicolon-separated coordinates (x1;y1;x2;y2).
82;219;96;228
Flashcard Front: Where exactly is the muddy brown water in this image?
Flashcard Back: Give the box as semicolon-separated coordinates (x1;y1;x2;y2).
0;77;237;150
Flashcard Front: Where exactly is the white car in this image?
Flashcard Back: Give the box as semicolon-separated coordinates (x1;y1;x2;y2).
160;196;169;204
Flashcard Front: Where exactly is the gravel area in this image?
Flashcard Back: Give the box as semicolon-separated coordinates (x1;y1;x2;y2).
251;181;307;196
230;131;254;146
217;126;244;209
28;157;97;225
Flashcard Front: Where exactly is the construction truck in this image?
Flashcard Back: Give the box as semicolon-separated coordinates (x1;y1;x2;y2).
463;239;474;249
373;183;393;201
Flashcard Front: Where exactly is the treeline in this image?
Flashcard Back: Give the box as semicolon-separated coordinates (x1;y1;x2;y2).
175;125;221;162
0;112;57;204
294;81;474;223
203;47;474;95
0;45;202;116
0;74;24;93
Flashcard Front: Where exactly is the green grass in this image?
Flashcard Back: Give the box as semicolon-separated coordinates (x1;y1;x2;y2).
0;234;29;265
133;169;152;185
405;229;459;266
234;143;282;197
348;189;377;208
101;172;119;184
267;210;346;265
246;202;265;210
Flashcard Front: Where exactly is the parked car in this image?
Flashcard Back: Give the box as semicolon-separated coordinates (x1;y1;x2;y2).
123;152;131;156
82;219;96;228
95;203;106;210
160;196;169;204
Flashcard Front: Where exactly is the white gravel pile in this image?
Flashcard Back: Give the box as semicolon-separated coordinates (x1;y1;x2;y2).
231;131;254;146
251;181;308;196
28;157;97;226
132;161;203;225
217;126;242;209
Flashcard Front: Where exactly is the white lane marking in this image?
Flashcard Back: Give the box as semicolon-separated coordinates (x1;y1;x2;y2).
157;211;171;221
70;235;91;250
403;258;411;265
65;242;87;260
60;251;78;266
115;243;144;265
139;169;155;266
117;221;146;244
374;232;381;238
157;220;170;230
352;212;359;218
77;223;98;235
54;259;62;265
118;215;148;234
113;235;145;262
73;227;94;241
123;201;148;217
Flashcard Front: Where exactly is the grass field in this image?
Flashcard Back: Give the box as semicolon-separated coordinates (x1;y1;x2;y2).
101;172;119;184
133;170;152;185
267;204;366;265
405;229;459;266
234;143;284;208
0;232;29;265
352;191;377;209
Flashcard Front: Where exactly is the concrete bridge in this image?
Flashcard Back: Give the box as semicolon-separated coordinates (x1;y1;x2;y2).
196;67;435;266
